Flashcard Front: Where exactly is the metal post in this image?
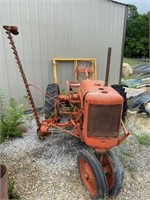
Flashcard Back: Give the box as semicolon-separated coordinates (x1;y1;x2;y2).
104;47;112;86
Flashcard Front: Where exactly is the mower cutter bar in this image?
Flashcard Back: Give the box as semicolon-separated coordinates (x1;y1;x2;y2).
3;25;41;128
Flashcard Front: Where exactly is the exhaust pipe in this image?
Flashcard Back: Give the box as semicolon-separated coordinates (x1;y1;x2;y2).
104;47;112;86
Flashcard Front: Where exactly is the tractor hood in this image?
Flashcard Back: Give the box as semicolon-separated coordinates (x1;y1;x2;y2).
79;79;123;105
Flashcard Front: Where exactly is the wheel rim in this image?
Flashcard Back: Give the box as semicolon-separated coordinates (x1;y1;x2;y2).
79;158;97;196
99;154;114;190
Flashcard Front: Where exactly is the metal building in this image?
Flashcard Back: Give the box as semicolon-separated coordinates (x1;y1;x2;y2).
0;0;127;109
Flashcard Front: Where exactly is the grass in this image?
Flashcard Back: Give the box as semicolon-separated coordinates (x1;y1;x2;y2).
119;153;137;178
118;144;137;177
134;134;150;147
8;181;22;200
119;148;134;157
123;57;147;67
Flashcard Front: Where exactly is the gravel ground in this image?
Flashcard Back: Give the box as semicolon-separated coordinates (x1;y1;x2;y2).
0;113;150;200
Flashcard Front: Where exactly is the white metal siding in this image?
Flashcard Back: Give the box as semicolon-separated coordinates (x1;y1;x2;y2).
0;0;126;109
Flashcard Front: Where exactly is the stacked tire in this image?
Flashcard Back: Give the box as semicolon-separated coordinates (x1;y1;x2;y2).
111;84;128;121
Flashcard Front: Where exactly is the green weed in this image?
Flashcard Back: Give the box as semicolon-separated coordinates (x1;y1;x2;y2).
119;153;137;178
8;181;22;200
134;134;150;147
119;145;136;177
119;148;134;157
0;91;25;143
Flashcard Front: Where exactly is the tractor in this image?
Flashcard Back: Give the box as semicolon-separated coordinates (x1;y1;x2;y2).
3;26;130;199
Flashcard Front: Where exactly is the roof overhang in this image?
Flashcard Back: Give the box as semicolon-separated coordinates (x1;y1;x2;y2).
111;0;128;6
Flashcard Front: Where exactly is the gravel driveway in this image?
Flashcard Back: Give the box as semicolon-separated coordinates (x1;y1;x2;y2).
0;113;150;200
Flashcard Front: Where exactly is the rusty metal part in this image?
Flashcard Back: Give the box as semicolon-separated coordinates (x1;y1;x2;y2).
28;83;61;106
87;104;121;137
104;47;112;86
3;25;19;35
3;25;40;128
117;120;130;145
59;95;80;104
0;164;8;200
38;118;81;138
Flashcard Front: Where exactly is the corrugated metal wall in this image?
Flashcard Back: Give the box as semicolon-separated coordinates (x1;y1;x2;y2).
0;0;127;109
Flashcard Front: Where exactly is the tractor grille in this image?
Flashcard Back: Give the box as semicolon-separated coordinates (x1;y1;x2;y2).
87;104;121;137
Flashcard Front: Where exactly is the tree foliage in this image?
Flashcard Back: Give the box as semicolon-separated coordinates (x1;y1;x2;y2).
124;4;149;58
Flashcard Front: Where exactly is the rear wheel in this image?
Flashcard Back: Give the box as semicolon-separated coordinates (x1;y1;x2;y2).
95;150;124;196
111;84;128;121
45;83;59;119
77;149;108;199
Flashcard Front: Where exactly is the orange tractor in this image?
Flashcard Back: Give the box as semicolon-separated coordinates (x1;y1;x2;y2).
3;26;130;199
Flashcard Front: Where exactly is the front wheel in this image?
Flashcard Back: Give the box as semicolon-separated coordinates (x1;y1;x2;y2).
95;150;124;196
77;149;108;199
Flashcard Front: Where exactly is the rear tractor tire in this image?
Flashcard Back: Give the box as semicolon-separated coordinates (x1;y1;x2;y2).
77;149;108;199
45;83;60;119
111;84;128;121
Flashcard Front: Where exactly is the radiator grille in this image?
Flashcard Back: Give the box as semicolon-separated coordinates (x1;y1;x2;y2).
87;104;121;137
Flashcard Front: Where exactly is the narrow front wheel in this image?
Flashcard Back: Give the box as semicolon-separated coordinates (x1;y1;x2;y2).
95;150;124;196
77;149;108;199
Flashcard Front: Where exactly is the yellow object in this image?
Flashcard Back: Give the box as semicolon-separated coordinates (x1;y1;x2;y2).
52;58;97;83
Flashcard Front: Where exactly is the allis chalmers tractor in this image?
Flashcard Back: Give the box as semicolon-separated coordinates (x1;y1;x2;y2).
3;26;130;199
